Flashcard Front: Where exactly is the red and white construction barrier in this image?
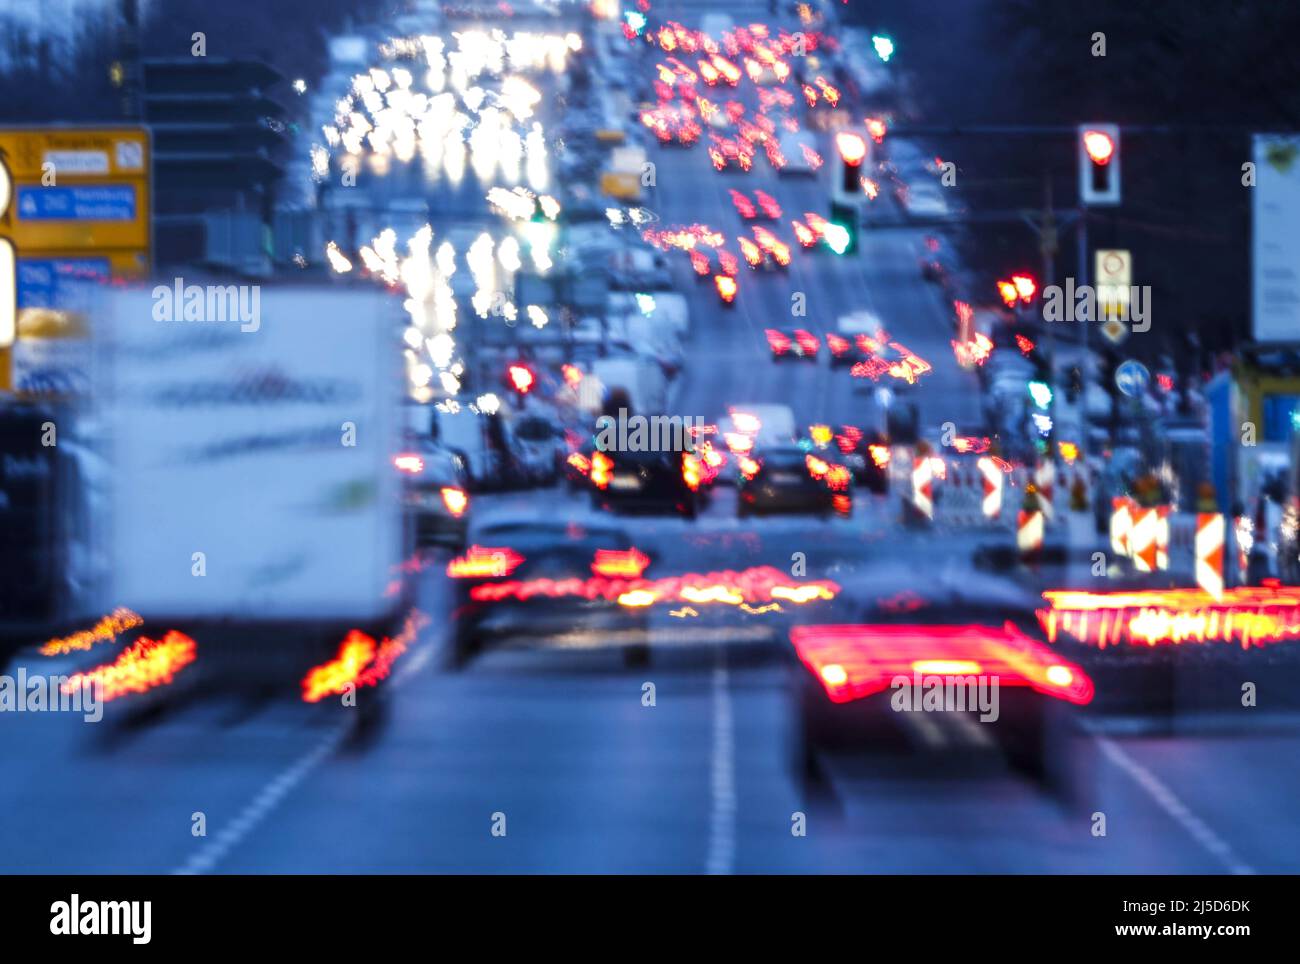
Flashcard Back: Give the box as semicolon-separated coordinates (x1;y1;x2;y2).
1110;496;1134;557
1034;459;1056;522
1195;513;1225;600
1017;508;1044;557
978;456;1002;520
912;456;933;520
1130;507;1159;573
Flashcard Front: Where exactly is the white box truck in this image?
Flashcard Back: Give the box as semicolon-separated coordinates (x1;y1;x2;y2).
99;282;409;692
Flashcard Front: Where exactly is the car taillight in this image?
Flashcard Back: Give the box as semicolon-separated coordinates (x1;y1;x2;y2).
719;250;740;275
809;424;833;447
806;455;830;479
739;237;763;267
682;452;702;490
835;425;863;453
725;431;753;454
739;456;760;479
868;444;891;468
715;275;737;302
792;220;816;247
794;329;820;354
593;547;651;578
755;190;781;218
690;249;711;275
568;452;591;474
394;453;425;474
826;334;851;356
765;328;791;354
447;546;524;578
590;451;613;489
440;487;469;517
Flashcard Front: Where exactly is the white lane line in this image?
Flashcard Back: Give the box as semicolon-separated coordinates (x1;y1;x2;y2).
947;710;995;748
899;709;947;749
705;644;737;875
172;720;348;876
1096;736;1256;876
172;639;434;876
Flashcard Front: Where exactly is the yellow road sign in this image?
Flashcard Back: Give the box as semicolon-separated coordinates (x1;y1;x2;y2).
0;127;151;253
0;127;151;391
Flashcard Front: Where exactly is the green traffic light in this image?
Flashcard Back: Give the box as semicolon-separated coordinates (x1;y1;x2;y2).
1028;380;1053;409
823;223;851;255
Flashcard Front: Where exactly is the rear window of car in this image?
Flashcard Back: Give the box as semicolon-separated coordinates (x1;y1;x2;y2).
515;418;555;442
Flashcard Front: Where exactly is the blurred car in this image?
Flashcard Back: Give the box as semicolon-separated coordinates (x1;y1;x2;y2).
827;425;891;493
765;327;820;361
395;440;471;548
724;404;797;454
448;520;654;665
787;622;1094;798
749;226;792;269
737;445;851;517
590;447;704;518
898;180;952;219
430;400;513;491
512;413;563;485
825;331;863;367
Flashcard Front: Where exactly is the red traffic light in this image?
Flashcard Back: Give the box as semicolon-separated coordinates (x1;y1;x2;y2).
1082;130;1114;165
507;364;535;394
997;274;1037;306
835;131;868;166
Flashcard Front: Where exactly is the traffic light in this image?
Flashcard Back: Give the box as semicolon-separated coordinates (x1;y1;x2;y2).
506;363;535;396
827;201;858;255
997;274;1037;307
835;131;868;197
1078;123;1120;206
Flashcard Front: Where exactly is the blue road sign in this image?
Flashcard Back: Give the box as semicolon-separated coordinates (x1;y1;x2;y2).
1115;359;1150;398
17;258;110;308
16;185;136;221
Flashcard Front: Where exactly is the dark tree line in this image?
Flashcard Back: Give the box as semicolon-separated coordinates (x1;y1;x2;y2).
0;0;402;124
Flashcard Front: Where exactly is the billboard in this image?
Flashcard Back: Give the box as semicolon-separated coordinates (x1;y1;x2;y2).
1252;134;1300;343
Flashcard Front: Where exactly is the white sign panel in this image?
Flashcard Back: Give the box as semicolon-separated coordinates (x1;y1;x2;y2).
1253;134;1300;343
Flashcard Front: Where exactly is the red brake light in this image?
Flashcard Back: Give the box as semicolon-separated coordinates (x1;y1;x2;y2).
592;547;651;578
590;451;613;489
447;546;524;579
794;329;820;354
394;453;425;474
682;452;702;490
715;275;738;302
765;328;792;354
440;487;469;517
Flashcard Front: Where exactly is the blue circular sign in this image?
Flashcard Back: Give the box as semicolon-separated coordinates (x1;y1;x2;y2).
1114;359;1150;398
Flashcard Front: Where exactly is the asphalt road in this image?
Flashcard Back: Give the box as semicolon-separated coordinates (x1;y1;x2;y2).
0;2;1297;875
